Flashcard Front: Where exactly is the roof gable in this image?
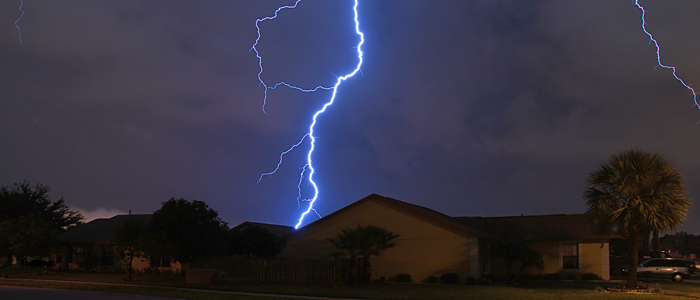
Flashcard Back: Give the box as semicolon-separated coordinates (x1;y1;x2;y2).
231;221;295;238
293;194;495;239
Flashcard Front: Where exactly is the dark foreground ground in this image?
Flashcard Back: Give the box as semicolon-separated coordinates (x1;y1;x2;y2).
3;271;700;300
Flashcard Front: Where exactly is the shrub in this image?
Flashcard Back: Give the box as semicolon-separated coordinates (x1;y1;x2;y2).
466;276;476;284
484;273;506;283
567;274;576;280
379;276;386;282
211;270;228;283
440;273;459;284
543;273;563;280
581;272;602;281
520;274;539;281
395;273;412;283
426;276;438;283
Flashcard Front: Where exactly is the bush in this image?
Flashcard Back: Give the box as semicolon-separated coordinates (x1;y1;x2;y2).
426;276;438;283
466;276;476;284
440;273;459;284
395;273;412;283
543;273;563;280
484;273;506;283
581;272;602;281
211;270;228;283
567;274;576;280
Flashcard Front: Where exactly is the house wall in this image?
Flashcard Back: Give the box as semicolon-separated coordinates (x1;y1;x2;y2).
486;241;610;280
287;199;477;282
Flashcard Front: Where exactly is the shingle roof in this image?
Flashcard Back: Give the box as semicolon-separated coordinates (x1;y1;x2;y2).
455;214;622;241
231;221;295;238
294;194;496;239
58;214;151;244
294;194;619;242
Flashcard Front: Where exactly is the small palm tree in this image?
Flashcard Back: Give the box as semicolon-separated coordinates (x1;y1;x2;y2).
584;148;689;289
327;225;400;284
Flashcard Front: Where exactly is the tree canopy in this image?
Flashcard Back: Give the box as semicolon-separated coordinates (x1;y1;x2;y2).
584;148;689;289
0;181;83;265
488;232;543;278
327;224;400;284
229;225;282;258
111;216;148;280
148;198;228;267
0;181;83;232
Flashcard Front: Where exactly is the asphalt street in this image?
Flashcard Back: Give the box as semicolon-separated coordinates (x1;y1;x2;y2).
0;286;183;300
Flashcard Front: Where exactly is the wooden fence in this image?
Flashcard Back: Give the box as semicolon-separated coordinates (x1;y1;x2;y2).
193;257;343;285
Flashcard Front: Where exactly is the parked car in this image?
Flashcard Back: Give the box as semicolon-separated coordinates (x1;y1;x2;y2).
621;251;696;274
622;258;692;282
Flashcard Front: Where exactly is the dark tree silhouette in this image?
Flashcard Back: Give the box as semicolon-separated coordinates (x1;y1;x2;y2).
0;213;58;269
229;225;281;258
488;232;543;278
111;216;148;281
585;148;689;289
0;181;83;232
0;181;83;265
328;225;399;284
148;198;228;267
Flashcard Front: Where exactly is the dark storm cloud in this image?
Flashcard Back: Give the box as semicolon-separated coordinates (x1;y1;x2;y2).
1;0;699;232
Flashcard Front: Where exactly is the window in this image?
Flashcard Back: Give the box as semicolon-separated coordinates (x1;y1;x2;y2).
562;243;579;269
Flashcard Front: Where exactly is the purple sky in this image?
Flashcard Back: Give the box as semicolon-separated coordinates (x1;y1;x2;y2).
1;0;700;233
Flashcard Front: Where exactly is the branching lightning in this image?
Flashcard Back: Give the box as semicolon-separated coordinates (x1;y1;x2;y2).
634;0;698;110
15;0;24;43
252;0;364;229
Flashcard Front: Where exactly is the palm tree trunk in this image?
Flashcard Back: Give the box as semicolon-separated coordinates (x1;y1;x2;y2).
626;229;641;289
362;257;372;283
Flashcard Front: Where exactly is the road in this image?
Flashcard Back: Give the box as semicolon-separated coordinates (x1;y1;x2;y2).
0;286;183;300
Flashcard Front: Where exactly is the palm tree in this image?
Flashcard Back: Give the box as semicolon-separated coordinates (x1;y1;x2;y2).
327;225;400;284
584;148;689;289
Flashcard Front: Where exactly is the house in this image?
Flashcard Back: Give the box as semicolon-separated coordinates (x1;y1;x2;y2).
286;194;619;282
56;214;181;273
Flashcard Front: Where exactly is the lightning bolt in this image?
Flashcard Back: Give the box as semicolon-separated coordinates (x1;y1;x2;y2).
634;0;698;110
15;0;24;43
252;0;364;229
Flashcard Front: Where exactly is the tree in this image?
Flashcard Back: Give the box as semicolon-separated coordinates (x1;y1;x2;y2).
229;226;282;258
0;181;83;232
327;225;400;284
584;148;689;289
111;216;148;281
488;232;544;279
0;213;58;270
148;198;228;267
0;181;82;265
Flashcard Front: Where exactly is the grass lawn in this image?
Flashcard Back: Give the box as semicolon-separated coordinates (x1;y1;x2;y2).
3;271;700;299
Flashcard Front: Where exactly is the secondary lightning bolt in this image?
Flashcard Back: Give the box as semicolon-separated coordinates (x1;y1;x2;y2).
249;0;334;115
253;0;364;229
633;0;698;110
15;0;24;43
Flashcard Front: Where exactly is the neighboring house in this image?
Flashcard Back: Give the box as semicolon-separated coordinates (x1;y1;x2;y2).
56;214;181;273
230;221;295;257
457;214;616;279
286;194;620;283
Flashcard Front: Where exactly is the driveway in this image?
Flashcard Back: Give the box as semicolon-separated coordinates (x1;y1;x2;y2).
0;286;183;300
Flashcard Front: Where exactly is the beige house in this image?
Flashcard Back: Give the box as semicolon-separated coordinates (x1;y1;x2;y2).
287;194;619;282
57;214;181;273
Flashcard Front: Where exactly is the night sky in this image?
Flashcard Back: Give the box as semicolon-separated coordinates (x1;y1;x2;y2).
2;0;700;232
